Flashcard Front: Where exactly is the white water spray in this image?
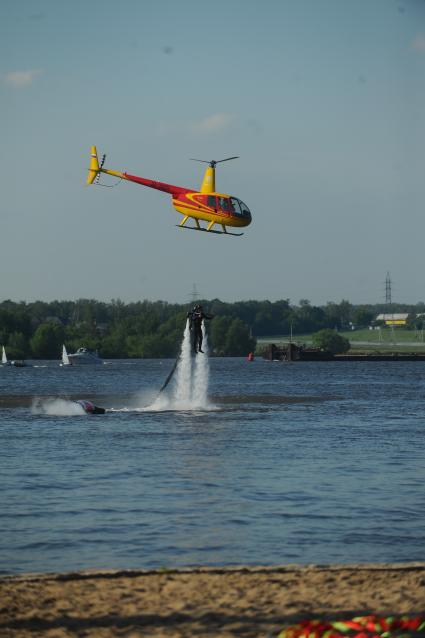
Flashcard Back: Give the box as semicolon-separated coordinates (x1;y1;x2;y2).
149;319;213;411
192;322;210;407
173;319;194;407
32;398;86;416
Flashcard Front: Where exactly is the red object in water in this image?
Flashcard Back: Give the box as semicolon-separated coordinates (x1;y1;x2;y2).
247;352;254;361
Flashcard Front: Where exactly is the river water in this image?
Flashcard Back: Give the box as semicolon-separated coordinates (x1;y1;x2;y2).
1;357;424;574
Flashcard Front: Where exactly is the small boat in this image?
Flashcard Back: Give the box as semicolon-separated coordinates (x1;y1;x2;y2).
67;347;103;365
2;346;26;366
11;359;27;367
2;346;11;366
61;344;70;366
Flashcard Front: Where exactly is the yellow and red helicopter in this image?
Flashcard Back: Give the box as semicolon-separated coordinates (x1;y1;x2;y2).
86;146;252;235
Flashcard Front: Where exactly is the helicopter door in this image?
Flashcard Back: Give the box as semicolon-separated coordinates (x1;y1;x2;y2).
218;196;231;213
230;198;242;215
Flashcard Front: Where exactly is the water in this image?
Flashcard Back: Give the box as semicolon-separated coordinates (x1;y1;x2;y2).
1;356;424;575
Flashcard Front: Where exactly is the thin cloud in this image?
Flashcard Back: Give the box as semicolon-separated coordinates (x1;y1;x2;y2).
191;113;234;134
4;69;43;88
411;34;425;52
155;113;235;137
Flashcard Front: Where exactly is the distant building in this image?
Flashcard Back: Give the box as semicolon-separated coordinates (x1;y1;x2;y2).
376;313;409;326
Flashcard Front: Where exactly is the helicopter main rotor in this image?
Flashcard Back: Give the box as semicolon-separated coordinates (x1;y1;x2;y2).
190;156;239;168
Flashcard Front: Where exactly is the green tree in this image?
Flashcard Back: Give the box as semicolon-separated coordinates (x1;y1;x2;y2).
253;308;274;336
6;332;28;359
30;323;65;359
224;318;256;356
139;333;168;358
0;306;32;338
351;306;375;328
293;301;326;333
125;335;144;358
312;329;350;354
210;316;233;355
407;313;424;331
99;325;128;357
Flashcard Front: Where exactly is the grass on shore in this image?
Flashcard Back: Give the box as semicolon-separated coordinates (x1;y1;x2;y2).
256;328;425;353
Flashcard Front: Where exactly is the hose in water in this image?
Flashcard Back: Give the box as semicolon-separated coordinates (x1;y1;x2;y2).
159;357;179;393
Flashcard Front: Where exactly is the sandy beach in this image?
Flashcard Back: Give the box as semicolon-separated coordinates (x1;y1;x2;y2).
1;563;424;637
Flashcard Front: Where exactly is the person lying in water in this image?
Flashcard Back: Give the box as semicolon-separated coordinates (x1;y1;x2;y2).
74;400;105;414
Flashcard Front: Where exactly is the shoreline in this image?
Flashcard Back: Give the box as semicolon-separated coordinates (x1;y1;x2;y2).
2;563;424;637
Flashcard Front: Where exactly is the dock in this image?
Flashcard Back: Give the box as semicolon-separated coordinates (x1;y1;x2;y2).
262;343;425;362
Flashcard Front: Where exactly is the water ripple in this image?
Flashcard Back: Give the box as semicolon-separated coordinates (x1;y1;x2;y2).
1;359;425;573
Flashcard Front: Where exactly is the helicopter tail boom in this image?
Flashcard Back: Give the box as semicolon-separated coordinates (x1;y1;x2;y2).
85;146;189;193
86;146;100;185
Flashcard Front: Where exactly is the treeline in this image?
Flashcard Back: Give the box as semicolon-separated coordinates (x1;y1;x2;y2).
1;298;424;360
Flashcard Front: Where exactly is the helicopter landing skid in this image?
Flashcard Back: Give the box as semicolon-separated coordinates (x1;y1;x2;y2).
176;225;244;237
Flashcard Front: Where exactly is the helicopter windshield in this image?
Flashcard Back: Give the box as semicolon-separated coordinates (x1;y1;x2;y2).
230;197;251;218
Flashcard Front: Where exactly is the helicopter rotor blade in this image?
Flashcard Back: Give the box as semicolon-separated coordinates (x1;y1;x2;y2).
190;157;239;167
215;156;239;163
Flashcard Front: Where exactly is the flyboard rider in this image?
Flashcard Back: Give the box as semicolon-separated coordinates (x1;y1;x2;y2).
187;304;213;353
159;305;214;394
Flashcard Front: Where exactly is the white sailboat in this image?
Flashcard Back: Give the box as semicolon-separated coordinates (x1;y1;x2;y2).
2;346;11;366
61;344;71;366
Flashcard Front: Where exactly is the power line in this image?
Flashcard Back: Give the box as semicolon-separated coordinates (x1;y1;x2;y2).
385;271;392;305
188;283;200;304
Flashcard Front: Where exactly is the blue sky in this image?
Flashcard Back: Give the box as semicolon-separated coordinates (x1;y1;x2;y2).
1;0;424;305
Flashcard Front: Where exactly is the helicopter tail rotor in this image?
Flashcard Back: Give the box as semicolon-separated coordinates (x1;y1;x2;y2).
86;146;107;185
86;146;100;185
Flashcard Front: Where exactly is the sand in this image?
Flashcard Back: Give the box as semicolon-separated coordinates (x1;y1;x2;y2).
1;563;424;637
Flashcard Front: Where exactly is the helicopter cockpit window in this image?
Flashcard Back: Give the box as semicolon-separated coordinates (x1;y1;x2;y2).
239;200;251;216
230;198;242;215
218;197;231;212
207;195;216;208
230;197;251;218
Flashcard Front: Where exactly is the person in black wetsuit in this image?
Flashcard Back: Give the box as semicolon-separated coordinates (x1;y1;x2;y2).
187;305;213;353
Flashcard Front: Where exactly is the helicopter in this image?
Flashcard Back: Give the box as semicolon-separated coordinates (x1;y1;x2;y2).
86;146;252;235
